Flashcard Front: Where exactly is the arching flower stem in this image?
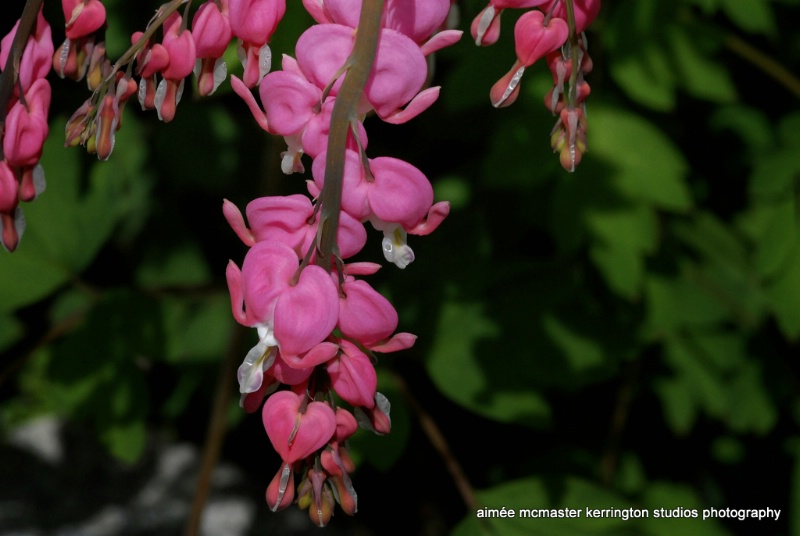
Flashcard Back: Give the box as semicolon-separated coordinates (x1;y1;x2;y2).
315;0;385;271
563;0;580;108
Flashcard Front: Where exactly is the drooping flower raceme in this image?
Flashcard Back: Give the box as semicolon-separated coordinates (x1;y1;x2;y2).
0;7;53;252
221;0;459;525
473;0;600;171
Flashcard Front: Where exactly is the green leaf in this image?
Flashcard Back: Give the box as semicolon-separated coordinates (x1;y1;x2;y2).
664;336;727;419
666;25;737;103
655;376;699;435
765;242;800;339
644;274;729;336
542;314;605;372
588;107;691;212
751;196;798;278
719;0;776;34
0;312;23;351
586;206;659;299
426;300;551;426
101;419;146;464
592;244;644;299
609;42;677;111
725;361;776;434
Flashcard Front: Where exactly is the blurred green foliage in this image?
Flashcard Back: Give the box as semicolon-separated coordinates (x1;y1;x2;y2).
1;0;799;533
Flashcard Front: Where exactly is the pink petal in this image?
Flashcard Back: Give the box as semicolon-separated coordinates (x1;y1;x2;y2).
259;70;321;136
327;341;377;408
272;264;338;356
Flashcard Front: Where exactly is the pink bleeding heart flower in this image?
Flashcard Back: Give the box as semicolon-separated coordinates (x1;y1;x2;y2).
471;0;550;46
0;161;19;215
1;9;53;94
193;0;232;58
262;390;336;463
547;0;601;33
490;11;567;108
295;24;432;123
514;10;568;67
226;240;339;393
322;0;451;44
337;276;398;346
156;14;196;122
229;0;285;87
3;79;51;168
192;0;232;95
62;0;106;40
259;70;321;136
222;195;366;259
327;340;378;408
311;149;449;268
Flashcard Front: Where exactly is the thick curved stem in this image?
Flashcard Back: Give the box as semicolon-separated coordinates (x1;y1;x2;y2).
315;0;385;269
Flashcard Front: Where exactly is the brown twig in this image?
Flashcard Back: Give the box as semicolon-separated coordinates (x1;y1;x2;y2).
599;359;640;486
184;321;246;536
392;371;479;512
725;33;800;99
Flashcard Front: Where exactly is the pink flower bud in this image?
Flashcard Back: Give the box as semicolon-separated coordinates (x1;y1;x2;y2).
192;0;232;58
229;0;285;45
265;462;295;511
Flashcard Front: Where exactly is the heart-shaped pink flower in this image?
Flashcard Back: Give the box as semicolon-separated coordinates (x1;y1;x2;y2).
514;10;568;67
263;391;336;463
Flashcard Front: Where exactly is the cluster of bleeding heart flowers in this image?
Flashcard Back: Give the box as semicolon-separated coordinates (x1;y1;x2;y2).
472;0;599;171
220;0;461;525
0;6;52;252
1;0;601;525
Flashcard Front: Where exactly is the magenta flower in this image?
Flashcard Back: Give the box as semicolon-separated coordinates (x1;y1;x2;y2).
327;340;377;408
3;79;51;168
490;11;567;108
262;390;336;464
295;24;433;123
229;0;286;86
155;14;196;122
470;0;549;46
311;149;450;267
226;241;339;393
223;195;366;259
337;276;398;346
62;0;106;40
1;9;53;94
192;0;232;95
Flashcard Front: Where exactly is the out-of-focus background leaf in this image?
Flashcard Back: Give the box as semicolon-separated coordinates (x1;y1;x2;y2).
2;0;800;534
